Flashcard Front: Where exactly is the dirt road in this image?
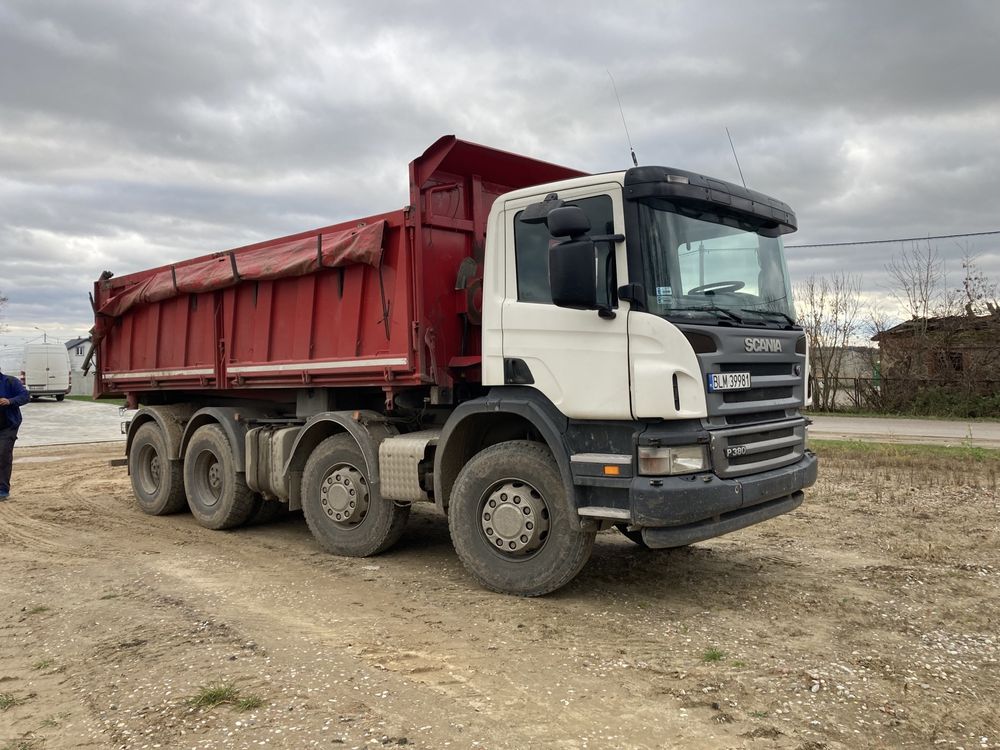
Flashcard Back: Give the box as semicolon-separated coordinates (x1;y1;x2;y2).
1;443;998;749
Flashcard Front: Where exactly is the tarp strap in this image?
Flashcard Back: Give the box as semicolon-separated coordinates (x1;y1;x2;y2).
377;265;390;340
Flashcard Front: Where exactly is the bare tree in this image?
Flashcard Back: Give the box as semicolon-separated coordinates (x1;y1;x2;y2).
885;242;947;324
794;273;863;411
956;250;999;318
851;300;893;410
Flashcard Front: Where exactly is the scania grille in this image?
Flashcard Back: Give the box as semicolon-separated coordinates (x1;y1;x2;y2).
706;359;804;423
710;419;806;479
677;324;807;426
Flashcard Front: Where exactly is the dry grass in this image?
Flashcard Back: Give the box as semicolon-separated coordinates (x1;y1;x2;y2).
187;682;264;712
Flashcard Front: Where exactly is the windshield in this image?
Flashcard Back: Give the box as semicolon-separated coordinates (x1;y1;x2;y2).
635;201;796;326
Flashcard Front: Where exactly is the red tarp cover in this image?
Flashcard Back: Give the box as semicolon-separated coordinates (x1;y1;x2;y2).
98;220;386;318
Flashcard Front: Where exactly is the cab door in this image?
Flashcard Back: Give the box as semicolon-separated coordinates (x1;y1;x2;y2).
500;184;632;420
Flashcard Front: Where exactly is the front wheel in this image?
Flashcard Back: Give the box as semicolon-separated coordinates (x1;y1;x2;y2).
301;434;410;557
448;441;595;596
55;394;65;402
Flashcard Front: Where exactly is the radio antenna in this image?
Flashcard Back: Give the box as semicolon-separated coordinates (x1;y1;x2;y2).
608;71;638;167
726;127;747;188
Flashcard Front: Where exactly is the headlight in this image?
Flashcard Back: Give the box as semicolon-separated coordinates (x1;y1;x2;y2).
637;444;709;476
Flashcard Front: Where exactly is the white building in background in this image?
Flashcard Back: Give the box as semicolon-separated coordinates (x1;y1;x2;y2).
64;336;93;395
66;336;90;370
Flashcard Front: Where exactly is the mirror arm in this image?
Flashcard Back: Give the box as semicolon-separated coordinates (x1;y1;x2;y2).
589;233;625;244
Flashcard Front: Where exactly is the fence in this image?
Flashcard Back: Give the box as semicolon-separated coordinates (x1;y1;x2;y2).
811;376;1000;415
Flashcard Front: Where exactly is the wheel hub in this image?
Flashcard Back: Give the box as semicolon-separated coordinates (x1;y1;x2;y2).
480;480;549;555
320;465;369;526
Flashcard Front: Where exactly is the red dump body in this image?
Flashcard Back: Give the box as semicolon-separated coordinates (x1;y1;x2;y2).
93;136;584;400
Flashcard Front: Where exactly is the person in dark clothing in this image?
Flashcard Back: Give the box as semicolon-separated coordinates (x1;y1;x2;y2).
0;364;30;500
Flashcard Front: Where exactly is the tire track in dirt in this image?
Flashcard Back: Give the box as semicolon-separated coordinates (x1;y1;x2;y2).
142;539;736;748
5;442;1000;749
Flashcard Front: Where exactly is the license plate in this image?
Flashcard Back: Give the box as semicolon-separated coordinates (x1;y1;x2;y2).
707;372;752;392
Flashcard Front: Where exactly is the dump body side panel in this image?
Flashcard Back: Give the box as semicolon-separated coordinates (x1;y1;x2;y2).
93;136;586;400
95;210;413;396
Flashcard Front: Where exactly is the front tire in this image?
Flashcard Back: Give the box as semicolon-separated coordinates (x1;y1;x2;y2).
183;424;256;530
301;434;410;557
129;422;187;515
448;441;595;596
55;394;65;402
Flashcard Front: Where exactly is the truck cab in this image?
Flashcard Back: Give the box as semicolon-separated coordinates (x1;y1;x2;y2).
463;164;815;548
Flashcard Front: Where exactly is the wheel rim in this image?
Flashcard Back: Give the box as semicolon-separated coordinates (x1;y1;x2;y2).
319;462;370;530
193;449;223;508
136;444;161;495
479;479;550;560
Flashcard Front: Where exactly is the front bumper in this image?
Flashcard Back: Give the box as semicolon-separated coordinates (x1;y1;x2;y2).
630;451;817;547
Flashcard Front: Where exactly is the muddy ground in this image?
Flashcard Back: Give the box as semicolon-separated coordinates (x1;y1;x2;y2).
1;442;998;750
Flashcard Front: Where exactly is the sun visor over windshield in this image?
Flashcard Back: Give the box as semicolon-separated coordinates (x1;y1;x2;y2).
623;167;797;237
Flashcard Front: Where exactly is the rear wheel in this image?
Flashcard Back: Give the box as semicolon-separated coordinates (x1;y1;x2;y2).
301;434;409;557
448;441;595;596
55;394;65;402
183;424;256;530
129;422;186;515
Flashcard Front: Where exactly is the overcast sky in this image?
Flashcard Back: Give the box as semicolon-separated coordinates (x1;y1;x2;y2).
2;0;999;366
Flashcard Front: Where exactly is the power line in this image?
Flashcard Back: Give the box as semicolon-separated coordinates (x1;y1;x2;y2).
786;229;1000;249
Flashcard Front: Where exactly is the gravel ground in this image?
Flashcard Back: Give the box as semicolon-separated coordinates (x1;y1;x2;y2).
16;398;127;448
0;442;997;749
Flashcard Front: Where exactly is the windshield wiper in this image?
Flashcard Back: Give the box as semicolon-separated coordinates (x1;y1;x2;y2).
739;308;797;328
676;305;745;325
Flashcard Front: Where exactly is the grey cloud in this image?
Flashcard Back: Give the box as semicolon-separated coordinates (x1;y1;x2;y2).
1;0;999;339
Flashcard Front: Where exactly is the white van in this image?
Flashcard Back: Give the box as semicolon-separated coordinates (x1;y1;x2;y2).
21;342;72;401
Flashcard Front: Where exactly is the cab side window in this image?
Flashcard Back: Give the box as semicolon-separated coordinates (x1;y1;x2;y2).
513;195;615;305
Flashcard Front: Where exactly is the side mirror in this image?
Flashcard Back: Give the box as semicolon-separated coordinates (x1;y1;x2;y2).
549;239;598;309
546;206;591;239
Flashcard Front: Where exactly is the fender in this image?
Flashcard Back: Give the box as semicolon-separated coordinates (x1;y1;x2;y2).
125;404;196;463
179;406;271;472
434;387;583;528
283;410;398;495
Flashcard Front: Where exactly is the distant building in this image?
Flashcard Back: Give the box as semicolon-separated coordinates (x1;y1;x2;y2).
810;345;879;409
873;314;1000;380
872;313;1000;406
65;336;91;371
64;336;93;396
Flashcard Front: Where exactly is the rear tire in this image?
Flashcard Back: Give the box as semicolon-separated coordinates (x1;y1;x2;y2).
129;422;187;515
301;434;410;557
448;441;595;596
183;424;256;530
55;394;65;402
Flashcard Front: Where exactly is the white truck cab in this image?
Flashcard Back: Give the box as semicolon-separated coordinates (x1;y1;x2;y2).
472;165;815;550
